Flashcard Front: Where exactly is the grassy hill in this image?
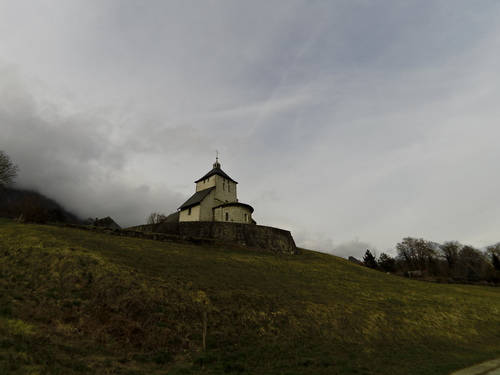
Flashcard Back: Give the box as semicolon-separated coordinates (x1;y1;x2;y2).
1;219;500;374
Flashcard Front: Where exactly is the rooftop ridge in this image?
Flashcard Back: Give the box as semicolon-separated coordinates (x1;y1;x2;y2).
194;158;237;184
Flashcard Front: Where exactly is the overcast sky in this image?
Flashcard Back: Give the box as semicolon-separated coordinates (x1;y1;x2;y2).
1;1;500;259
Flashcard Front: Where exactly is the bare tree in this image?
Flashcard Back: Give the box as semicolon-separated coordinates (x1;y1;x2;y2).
396;237;436;272
147;212;166;225
439;240;462;275
486;243;500;271
146;212;167;233
458;245;485;281
0;150;19;192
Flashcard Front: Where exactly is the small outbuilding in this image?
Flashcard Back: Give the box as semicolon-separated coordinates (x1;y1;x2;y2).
92;216;121;229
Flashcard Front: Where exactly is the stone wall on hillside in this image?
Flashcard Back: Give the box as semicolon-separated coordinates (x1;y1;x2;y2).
132;221;299;255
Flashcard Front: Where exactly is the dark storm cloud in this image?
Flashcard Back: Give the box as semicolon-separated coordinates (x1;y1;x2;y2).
0;64;185;227
2;1;500;258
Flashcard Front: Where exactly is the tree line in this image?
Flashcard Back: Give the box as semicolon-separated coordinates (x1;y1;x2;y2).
362;237;500;284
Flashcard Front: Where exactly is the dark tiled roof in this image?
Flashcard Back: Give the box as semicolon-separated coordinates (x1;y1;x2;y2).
164;211;180;222
213;201;254;213
94;216;121;229
195;165;237;184
179;187;215;210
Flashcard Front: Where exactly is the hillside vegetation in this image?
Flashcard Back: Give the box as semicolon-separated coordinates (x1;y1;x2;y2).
1;219;500;374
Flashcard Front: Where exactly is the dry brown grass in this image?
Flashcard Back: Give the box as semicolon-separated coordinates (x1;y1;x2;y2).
1;219;500;374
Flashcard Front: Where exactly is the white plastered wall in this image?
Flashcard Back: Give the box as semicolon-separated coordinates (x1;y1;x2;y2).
179;204;201;222
213;204;252;224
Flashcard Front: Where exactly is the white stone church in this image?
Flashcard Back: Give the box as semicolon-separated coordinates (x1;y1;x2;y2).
176;158;255;224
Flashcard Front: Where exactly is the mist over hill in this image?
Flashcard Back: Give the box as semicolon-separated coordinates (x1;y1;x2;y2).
0;188;83;224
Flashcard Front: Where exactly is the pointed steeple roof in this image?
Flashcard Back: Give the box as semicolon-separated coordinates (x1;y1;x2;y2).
195;157;238;184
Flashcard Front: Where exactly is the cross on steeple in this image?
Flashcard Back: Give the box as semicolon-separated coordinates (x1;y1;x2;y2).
213;149;221;169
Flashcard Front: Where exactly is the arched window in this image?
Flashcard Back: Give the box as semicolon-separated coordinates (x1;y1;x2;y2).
225;212;229;221
244;213;248;222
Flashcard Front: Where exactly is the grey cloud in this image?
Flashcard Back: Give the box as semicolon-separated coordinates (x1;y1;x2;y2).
2;2;500;253
331;239;379;260
0;64;185;226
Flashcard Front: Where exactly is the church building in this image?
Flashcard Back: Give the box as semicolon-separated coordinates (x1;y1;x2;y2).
178;158;255;224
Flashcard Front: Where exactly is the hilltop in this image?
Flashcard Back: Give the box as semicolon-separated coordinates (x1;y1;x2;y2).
1;219;500;374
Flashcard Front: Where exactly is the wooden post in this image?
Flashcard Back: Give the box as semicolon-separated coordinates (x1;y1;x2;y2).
202;311;208;350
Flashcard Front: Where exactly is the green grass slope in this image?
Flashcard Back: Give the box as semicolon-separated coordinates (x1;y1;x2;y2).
1;219;500;375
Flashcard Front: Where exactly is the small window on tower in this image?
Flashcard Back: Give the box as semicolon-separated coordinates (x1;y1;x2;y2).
188;207;192;215
225;212;229;221
244;213;248;222
228;183;230;192
223;182;225;190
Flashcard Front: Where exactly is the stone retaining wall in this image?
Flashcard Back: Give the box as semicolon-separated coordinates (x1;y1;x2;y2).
132;221;299;254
